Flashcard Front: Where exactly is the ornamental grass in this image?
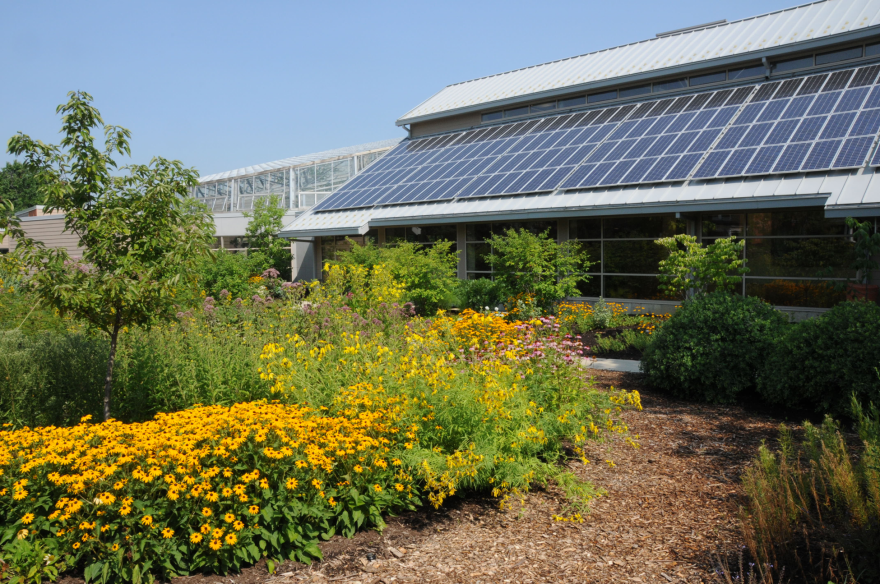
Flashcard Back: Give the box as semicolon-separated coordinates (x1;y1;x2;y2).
0;265;640;582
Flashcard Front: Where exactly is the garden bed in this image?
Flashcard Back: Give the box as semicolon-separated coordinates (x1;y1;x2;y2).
110;370;781;584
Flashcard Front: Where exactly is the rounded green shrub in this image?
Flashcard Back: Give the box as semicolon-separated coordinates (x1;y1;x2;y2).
641;292;787;403
758;300;880;416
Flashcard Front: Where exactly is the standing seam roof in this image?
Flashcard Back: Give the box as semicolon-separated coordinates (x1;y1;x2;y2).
397;0;880;123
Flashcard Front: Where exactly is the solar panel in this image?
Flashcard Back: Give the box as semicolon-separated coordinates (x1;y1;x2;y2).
559;88;753;189
691;64;880;179
314;63;880;213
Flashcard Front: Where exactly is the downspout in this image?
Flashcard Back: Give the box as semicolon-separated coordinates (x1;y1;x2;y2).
762;57;772;79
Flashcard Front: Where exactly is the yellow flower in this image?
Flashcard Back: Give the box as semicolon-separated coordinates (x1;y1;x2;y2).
373;484;382;492
224;513;235;524
248;505;259;515
73;542;80;550
141;515;153;526
119;506;131;516
202;507;212;517
209;539;222;551
395;484;404;492
200;524;211;534
112;543;120;551
222;488;233;497
285;478;299;490
354;465;363;473
21;513;34;525
224;533;238;546
162;528;174;539
212;528;224;539
233;520;244;531
259;478;269;489
190;533;203;544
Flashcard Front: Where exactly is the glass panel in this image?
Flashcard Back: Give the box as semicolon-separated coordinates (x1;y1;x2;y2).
297;166;316;191
332;159;352;189
217;182;229;196
254;174;269;194
570;218;601;240
702;214;745;238
816;46;862;66
205;183;216;196
867;42;880;58
604;216;686;238
299;193;316;208
492;221;557;240
416;224;457;243
530;102;557;113
321;237;335;263
619;84;651;99
315;162;333;192
482;111;503;122
604;240;668;273
746;279;845;308
774;56;813;73
576;276;602;297
558;96;586;108
588;90;618;103
364;229;379;245
747;210;846;236
466;223;493;242
270;172;286;194
746;237;854;278
385;227;407;244
604;275;672;300
194;185;206;197
728;64;765;80
504;106;529;118
654;78;687;92
690;71;726;86
467;243;492;272
238;178;253;195
579;241;601;272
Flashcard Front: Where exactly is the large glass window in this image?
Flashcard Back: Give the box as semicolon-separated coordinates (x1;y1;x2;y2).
465;220;560;280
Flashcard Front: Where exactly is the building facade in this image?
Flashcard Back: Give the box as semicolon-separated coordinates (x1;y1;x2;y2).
280;0;880;315
193;139;400;280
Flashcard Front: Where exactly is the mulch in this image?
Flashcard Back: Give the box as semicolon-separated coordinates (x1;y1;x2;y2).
162;370;783;584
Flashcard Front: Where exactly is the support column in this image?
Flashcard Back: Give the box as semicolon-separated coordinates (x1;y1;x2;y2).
456;223;466;280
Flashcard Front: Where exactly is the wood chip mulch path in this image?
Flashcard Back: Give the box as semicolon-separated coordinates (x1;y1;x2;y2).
170;370;783;584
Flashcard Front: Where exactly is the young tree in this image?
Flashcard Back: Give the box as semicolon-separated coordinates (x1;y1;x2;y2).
485;228;593;310
244;193;290;279
655;234;747;298
5;91;215;420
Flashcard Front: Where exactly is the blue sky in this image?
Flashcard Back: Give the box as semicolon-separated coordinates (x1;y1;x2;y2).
2;0;800;177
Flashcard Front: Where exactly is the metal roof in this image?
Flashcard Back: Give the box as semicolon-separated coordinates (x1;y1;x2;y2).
199;138;403;182
397;0;880;125
278;170;879;237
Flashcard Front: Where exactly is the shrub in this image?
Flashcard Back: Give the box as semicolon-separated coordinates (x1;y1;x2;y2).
641;292;787;403
758;300;880;416
454;278;505;311
193;249;272;300
332;239;458;315
485;228;593;311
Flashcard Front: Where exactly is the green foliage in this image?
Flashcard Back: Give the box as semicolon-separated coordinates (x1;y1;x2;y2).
592;329;652;355
331;239;458;315
847;216;880;287
193;249;271;301
453;278;506;311
641;292;787;403
0;535;67;584
590;297;613;329
740;399;880;583
5;91;215;419
485;228;593;310
244;194;290;280
656;234;747;298
0;161;43;212
758;300;880;416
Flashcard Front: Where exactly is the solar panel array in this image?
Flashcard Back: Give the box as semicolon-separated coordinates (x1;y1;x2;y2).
314;63;880;213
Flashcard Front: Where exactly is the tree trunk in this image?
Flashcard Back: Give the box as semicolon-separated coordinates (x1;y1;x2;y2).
103;314;121;422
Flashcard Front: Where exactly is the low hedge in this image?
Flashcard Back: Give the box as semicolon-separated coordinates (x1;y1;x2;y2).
641;292;787;403
758;300;880;416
